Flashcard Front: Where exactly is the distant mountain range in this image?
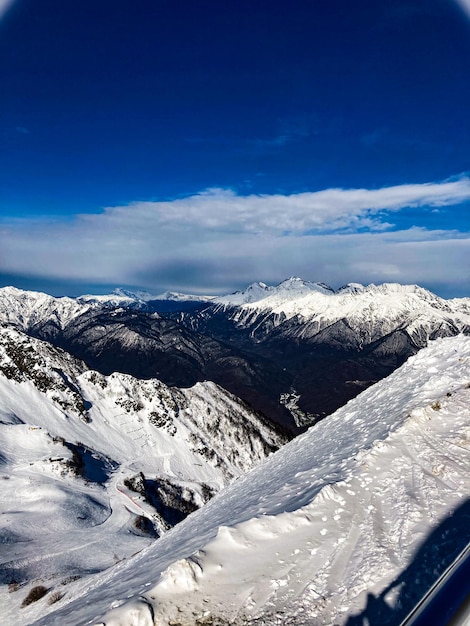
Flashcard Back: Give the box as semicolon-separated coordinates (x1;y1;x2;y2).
1;279;468;431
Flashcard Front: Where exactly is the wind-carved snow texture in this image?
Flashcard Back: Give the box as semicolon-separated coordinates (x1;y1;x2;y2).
0;327;285;625
25;334;470;626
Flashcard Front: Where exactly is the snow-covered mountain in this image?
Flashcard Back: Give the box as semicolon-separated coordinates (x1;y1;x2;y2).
25;334;470;626
79;288;216;308
152;290;216;303
0;286;295;429
215;276;334;306
213;279;470;343
2;281;467;339
0;327;286;625
1;281;469;431
0;286;94;331
182;280;470;427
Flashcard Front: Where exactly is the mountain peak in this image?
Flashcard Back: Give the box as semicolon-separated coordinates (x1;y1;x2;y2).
112;287;156;301
216;278;335;307
337;282;366;294
215;281;273;306
277;276;334;294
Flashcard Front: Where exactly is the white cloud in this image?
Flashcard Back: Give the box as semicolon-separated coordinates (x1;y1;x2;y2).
87;178;470;237
0;179;469;296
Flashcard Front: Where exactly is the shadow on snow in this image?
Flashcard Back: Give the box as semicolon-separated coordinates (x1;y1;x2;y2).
345;497;470;626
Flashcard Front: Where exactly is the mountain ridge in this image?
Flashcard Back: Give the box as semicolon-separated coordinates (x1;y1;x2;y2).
29;334;470;626
0;325;286;625
0;280;468;431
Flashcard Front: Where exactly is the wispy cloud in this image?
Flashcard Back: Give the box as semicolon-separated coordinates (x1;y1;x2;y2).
79;178;470;237
0;179;469;296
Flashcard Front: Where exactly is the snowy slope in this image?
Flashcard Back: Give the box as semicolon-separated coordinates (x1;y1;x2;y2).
79;289;216;307
0;286;93;331
0;328;285;625
215;277;334;306
29;334;470;626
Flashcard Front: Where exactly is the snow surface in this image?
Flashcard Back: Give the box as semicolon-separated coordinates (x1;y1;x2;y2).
215;277;333;306
79;289;216;305
0;286;94;330
24;334;470;626
0;328;284;625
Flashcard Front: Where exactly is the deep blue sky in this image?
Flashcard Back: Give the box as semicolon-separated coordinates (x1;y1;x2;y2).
0;0;469;296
